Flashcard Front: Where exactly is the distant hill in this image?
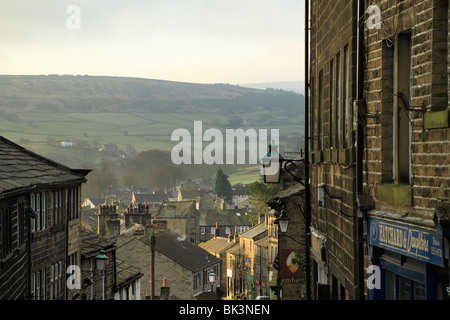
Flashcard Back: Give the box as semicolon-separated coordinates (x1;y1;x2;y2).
0;74;304;114
241;81;304;94
0;74;305;187
0;74;305;169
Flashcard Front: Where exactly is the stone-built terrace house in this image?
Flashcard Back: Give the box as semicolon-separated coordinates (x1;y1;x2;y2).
359;0;450;300
79;228;143;300
308;0;449;300
115;228;221;300
0;136;89;300
155;201;200;244
237;223;268;300
199;225;239;294
177;180;206;201
198;209;252;243
79;228;117;300
131;191;170;208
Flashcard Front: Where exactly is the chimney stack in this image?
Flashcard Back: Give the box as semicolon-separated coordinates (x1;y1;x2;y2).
160;278;170;300
214;222;219;238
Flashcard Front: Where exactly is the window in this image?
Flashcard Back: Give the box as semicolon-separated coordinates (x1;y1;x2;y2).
36;193;41;231
17;201;25;247
50;265;54;299
393;33;412;184
385;271;426;300
33;269;46;300
318;70;324;151
343;45;349;148
336;52;341;147
68;186;79;220
50;261;63;299
330;59;334;148
31;191;47;232
1;203;13;258
42;192;47;229
200;227;205;235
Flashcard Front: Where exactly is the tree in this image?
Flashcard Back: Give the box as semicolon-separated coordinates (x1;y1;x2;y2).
247;177;281;217
214;168;232;202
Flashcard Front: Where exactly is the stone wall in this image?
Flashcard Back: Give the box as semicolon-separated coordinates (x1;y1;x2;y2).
310;0;360;299
363;0;450;208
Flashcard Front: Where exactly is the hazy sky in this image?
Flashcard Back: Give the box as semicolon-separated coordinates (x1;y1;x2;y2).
0;0;305;84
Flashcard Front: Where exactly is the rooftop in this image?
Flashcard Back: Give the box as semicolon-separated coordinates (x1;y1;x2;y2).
199;236;236;255
0;136;89;194
156;201;197;218
80;228;117;259
140;230;221;272
239;223;268;240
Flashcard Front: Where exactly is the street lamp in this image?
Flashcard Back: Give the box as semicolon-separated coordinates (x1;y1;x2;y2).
208;270;216;300
274;210;291;234
260;143;284;184
261;143;304;185
95;249;107;300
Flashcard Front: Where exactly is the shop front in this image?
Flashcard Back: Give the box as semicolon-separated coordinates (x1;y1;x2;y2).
367;217;449;300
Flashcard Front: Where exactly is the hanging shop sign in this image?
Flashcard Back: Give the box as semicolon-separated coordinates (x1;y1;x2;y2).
280;249;305;285
369;218;444;266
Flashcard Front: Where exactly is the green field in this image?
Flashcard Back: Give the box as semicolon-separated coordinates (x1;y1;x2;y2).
0;75;304;186
0;111;303;153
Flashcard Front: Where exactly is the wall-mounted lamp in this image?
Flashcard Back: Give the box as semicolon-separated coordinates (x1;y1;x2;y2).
273;209;291;234
261;144;303;185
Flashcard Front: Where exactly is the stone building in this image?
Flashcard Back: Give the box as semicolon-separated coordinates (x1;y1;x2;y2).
115;227;221;300
79;229;117;300
199;226;238;295
198;209;252;243
0;136;89;300
265;158;306;300
308;0;449;300
79;228;143;300
155;201;200;244
309;0;365;300
97;205;120;238
125;203;152;229
359;0;450;300
237;223;268;300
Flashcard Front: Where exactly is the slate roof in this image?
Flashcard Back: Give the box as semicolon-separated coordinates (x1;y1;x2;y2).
133;192;169;203
115;259;143;289
199;237;237;255
272;183;305;200
226;242;240;256
199;209;253;226
155;201;197;218
141;230;221;272
80;228;117;259
0;136;89;194
239;223;268;240
231;185;249;196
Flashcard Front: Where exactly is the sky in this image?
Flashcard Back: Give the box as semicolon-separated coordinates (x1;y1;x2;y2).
0;0;305;84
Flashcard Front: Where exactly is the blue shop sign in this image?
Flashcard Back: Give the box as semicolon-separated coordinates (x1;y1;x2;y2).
369;218;444;267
